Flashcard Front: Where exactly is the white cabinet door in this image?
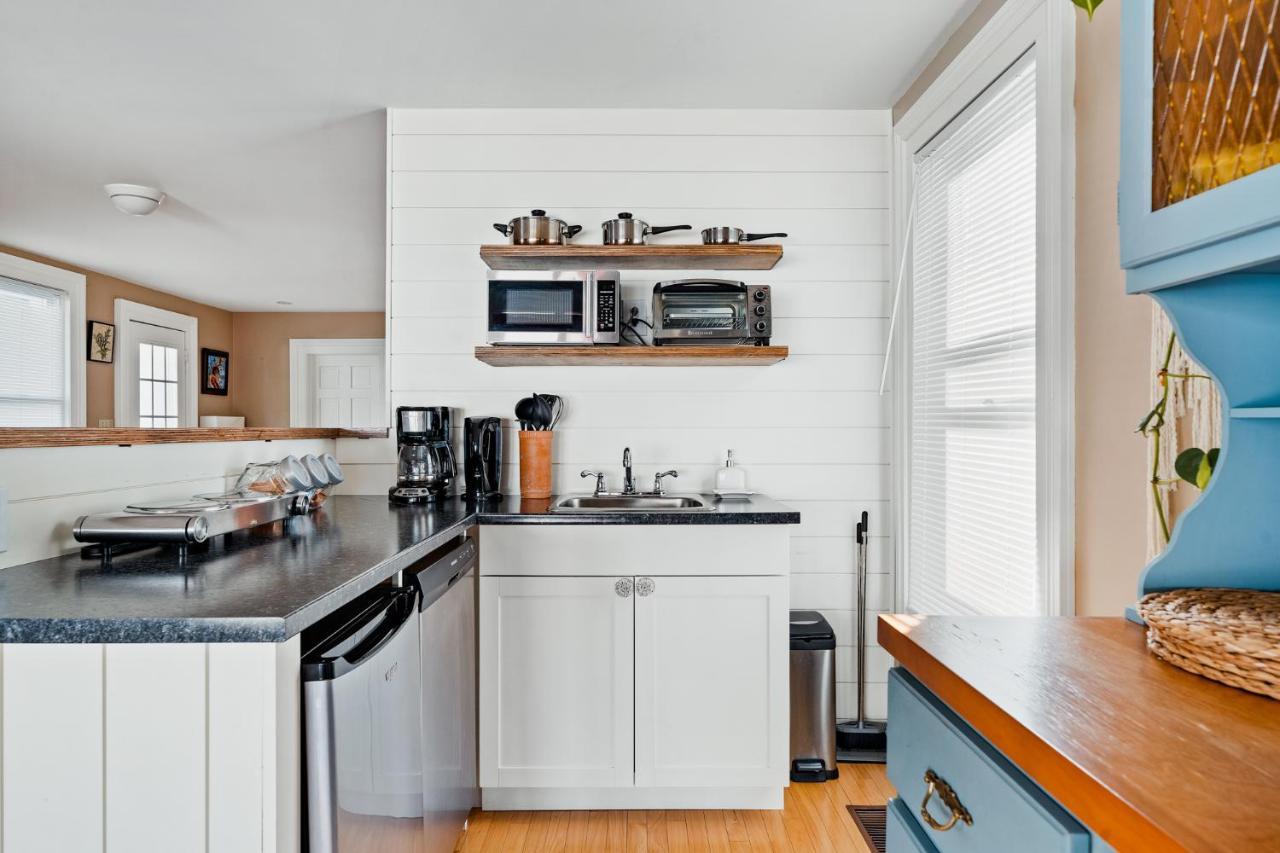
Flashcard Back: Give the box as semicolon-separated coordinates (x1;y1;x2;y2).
479;575;634;788
634;575;789;788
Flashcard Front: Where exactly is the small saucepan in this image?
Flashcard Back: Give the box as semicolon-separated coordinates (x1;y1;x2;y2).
700;227;788;245
601;212;692;246
493;210;583;245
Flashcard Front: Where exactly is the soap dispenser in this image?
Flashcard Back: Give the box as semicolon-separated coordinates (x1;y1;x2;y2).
715;449;748;494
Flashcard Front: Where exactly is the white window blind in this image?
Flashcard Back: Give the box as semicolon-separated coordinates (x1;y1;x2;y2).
907;53;1040;616
0;275;70;427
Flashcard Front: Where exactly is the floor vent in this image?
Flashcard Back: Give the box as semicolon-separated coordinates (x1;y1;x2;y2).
847;805;887;853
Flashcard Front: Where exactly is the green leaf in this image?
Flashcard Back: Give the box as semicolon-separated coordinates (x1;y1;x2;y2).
1174;447;1219;490
1072;0;1103;19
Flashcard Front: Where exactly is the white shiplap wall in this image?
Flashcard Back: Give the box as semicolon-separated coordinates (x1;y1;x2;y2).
0;438;335;569
349;108;893;719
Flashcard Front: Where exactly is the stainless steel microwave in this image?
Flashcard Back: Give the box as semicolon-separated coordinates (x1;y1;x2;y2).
486;270;620;345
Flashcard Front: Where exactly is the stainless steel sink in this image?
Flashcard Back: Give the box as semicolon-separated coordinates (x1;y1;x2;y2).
551;493;717;513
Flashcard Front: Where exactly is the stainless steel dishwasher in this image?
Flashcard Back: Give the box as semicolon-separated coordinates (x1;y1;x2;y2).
411;537;479;852
302;536;478;853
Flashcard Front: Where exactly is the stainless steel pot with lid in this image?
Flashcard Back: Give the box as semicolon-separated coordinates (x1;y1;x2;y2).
601;212;692;246
493;210;583;245
700;227;788;245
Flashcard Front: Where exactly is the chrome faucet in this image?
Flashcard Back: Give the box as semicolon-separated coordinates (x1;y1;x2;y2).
653;470;678;495
622;447;636;495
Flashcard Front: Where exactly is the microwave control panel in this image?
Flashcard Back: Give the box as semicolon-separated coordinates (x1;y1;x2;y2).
596;280;617;334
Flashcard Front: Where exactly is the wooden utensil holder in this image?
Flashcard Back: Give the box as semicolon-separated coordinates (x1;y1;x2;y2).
518;431;554;499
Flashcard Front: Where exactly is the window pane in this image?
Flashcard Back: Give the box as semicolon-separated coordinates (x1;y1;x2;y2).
154;382;166;417
139;381;152;416
153;345;166;382
166;382;177;418
908;54;1040;618
138;343;152;380
139;416;153;428
165;346;178;383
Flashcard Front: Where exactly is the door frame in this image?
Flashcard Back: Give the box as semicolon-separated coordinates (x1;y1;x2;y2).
288;338;387;428
113;299;199;428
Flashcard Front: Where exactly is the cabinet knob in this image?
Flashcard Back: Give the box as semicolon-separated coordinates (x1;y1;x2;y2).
919;768;972;832
614;578;633;598
636;577;655;597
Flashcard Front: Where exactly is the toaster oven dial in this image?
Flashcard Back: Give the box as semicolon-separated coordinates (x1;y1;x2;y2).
754;304;767;316
753;289;767;302
754;320;768;333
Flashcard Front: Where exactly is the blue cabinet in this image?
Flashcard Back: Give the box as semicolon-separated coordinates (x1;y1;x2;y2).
1120;0;1280;293
886;670;1090;853
1119;0;1280;599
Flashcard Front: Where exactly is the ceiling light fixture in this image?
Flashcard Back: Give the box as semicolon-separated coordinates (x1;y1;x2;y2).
104;183;165;216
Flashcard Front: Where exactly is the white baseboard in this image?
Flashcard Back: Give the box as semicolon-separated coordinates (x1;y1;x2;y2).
481;786;783;810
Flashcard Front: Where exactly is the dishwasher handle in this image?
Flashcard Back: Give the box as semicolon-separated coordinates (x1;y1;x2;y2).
301;588;417;682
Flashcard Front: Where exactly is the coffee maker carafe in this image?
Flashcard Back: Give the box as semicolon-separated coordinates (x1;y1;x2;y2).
389;406;455;504
464;417;503;502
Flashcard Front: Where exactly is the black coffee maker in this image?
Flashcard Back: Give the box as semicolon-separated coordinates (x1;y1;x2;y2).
389;406;455;504
463;417;502;502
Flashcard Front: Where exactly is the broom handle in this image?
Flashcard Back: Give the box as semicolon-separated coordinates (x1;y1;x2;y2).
855;512;869;726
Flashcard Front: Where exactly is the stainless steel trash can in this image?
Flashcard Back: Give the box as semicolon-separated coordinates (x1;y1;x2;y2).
790;609;838;782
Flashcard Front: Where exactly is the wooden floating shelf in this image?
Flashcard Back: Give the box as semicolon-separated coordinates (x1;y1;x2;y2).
473;345;789;367
479;244;783;271
0;427;387;450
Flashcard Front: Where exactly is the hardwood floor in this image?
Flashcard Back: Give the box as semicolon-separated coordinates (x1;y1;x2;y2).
456;764;893;852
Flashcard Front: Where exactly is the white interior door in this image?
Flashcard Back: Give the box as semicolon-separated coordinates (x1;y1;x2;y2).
479;576;633;789
290;339;386;428
634;575;788;788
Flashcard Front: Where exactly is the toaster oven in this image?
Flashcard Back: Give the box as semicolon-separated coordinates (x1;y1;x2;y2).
487;270;620;345
650;280;772;345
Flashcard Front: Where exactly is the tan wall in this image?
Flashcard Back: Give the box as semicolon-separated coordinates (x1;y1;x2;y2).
0;245;234;425
230;312;385;427
892;3;1152;615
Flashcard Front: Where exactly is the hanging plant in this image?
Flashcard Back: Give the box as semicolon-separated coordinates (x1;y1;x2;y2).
1137;332;1219;543
1071;0;1103;19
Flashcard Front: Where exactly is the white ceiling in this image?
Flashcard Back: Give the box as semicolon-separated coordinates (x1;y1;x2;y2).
0;0;976;312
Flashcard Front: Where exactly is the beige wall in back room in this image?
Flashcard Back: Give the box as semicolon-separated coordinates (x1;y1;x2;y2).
0;245;235;424
231;311;385;427
893;1;1152;616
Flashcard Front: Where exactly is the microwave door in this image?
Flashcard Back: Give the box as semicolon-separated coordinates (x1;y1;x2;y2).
488;281;588;344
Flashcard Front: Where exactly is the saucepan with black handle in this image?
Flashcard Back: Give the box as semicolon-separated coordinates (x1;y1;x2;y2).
700;227;788;245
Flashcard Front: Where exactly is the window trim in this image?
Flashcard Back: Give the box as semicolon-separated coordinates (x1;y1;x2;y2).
891;0;1076;617
113;299;199;428
0;252;87;427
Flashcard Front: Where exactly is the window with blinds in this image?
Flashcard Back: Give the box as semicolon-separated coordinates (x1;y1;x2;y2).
0;275;71;427
907;53;1041;616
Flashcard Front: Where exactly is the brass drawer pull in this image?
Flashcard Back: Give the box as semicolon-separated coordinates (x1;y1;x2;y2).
920;769;973;832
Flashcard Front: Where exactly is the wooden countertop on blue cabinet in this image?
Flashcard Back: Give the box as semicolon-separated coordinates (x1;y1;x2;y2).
1120;0;1280;598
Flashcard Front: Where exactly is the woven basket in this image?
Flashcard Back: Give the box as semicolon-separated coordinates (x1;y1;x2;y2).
1138;588;1280;701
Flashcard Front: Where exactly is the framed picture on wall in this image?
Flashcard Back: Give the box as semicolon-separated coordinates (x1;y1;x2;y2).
87;321;115;363
201;348;229;396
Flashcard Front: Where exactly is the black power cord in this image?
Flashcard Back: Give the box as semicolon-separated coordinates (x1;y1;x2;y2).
620;304;653;346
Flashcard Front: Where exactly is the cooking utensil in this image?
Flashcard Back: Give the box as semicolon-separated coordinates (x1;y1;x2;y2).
700;227;788;245
601;212;692;246
515;395;540;430
493;210;583;245
537;393;564;429
533;394;553;430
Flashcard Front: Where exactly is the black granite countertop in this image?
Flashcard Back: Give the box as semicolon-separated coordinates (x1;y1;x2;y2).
0;494;797;644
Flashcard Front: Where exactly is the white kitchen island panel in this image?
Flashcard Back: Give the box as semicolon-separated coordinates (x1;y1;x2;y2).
0;638;300;853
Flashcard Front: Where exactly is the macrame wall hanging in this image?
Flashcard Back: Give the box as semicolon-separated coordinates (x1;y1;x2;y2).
1146;302;1222;561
